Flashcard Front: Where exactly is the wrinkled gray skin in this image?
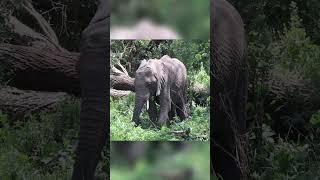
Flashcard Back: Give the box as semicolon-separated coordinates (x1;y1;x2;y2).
71;0;109;179
132;55;188;126
211;0;248;179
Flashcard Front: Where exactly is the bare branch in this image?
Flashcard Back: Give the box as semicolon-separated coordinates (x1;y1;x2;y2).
21;0;64;51
116;60;129;76
23;0;58;42
6;16;59;50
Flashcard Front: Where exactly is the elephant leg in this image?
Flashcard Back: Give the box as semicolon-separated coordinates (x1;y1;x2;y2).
158;87;171;126
155;95;160;104
168;104;176;120
71;0;109;179
147;97;157;124
72;46;108;180
176;94;187;120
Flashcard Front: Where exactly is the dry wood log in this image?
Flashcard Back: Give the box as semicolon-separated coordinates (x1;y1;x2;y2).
110;75;135;91
0;43;80;95
0;43;132;95
170;128;191;138
110;89;132;98
0;86;70;119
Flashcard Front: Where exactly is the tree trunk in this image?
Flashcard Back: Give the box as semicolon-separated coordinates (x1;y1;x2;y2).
0;43;80;95
110;75;135;91
0;43;209;100
0;86;70;119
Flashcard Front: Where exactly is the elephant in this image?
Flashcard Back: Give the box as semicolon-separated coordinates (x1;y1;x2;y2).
71;0;109;179
211;0;248;179
132;55;188;127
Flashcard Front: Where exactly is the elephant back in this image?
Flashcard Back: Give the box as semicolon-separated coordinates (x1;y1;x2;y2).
159;55;187;96
211;0;246;90
159;55;187;75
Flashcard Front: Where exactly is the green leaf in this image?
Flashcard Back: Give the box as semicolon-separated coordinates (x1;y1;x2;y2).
310;111;320;125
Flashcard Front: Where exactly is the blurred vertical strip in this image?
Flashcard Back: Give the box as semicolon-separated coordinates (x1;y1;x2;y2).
210;0;249;179
71;0;110;179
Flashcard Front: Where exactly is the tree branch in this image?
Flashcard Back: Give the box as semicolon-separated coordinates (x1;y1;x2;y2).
23;0;60;46
7;15;59;50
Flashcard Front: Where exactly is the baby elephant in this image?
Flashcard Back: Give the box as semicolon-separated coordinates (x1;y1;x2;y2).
132;55;188;126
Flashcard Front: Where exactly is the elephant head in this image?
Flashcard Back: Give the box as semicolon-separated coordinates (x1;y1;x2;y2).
71;0;109;179
132;59;163;125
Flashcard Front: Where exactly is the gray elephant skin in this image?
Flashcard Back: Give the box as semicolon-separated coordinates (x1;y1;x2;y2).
132;55;188;126
71;0;109;179
211;0;248;179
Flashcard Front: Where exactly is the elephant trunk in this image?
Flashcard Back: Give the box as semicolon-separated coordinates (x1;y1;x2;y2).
132;92;150;125
72;49;108;180
71;0;109;178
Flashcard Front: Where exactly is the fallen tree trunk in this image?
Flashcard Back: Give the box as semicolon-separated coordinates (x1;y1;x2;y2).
0;43;80;95
110;75;135;91
0;86;71;119
0;43;210;99
0;43;135;95
110;89;132;98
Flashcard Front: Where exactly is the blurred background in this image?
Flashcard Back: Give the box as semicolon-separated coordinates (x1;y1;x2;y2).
111;0;210;39
111;142;210;180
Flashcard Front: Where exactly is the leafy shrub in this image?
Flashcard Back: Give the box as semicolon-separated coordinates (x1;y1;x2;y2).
0;100;108;179
310;111;320;126
252;124;320;179
246;2;320;178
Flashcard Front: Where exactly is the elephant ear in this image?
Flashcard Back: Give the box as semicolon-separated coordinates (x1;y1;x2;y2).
138;59;147;69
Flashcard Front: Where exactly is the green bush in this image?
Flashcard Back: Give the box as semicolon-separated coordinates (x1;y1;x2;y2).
253;124;320;179
245;2;320;178
0;100;108;179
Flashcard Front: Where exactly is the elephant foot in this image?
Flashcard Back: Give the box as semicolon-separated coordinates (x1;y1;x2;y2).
157;120;166;128
133;120;141;126
177;107;188;121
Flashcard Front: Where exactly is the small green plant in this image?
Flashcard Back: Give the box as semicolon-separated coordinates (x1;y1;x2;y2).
310;110;320;126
